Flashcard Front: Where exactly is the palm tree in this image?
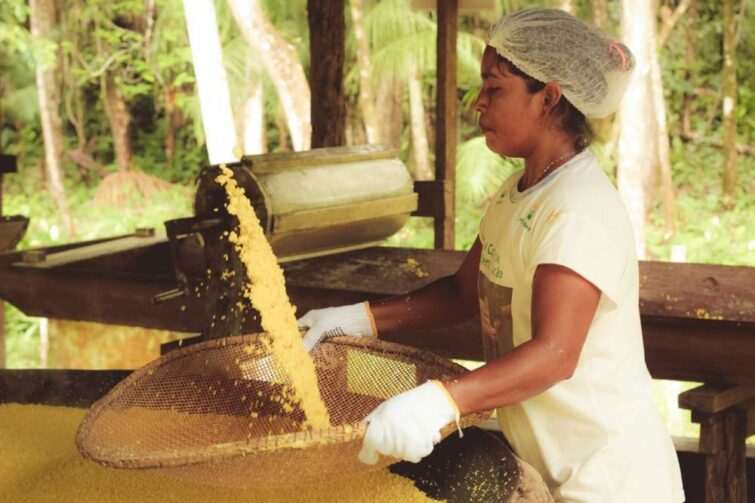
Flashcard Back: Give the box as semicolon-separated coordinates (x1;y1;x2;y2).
355;0;484;181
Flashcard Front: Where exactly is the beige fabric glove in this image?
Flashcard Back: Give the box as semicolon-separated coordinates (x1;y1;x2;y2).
358;380;461;465
297;302;377;352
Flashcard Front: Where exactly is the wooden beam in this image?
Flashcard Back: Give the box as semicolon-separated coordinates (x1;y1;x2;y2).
639;261;755;324
0;245;753;385
434;0;457;250
0;302;4;369
0;369;131;407
643;319;755;385
679;384;755;414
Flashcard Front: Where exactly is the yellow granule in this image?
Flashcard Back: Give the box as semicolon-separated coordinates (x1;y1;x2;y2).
216;166;330;430
0;404;437;503
400;257;429;278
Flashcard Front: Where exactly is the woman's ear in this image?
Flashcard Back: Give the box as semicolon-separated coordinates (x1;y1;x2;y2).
541;82;563;116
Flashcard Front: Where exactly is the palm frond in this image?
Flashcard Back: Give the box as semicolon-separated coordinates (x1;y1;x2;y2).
365;0;435;50
456;32;485;87
366;29;484;89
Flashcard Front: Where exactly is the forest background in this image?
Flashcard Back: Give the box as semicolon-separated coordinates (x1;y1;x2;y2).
0;0;753;440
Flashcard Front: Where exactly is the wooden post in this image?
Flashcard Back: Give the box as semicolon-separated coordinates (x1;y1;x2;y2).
434;0;457;250
308;0;347;148
679;384;754;502
1;165;4;368
0;154;18;369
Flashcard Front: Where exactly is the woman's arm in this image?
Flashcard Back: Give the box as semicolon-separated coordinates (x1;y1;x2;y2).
444;263;601;415
370;238;482;335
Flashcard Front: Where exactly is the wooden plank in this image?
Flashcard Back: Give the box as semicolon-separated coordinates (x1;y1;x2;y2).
14;232;164;269
639;261;755;324
0;267;207;333
284;248;755;323
434;0;457;250
0;232;153;269
679;384;755;414
643;319;755;385
282;246;463;295
0;369;130;407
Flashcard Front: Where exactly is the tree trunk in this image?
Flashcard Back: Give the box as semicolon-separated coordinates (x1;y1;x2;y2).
408;68;432;180
649;13;676;238
29;0;76;238
228;0;311;151
241;77;266;154
165;85;177;161
183;0;238;164
377;80;403;150
60;4;87;152
276;105;290;152
722;0;738;198
618;0;658;259
308;0;346;148
349;0;380;144
101;72;133;172
681;0;697;137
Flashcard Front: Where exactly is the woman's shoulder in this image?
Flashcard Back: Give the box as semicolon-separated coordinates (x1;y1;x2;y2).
549;152;624;214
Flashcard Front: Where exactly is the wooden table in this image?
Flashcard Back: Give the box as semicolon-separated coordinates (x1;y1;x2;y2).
0;237;753;501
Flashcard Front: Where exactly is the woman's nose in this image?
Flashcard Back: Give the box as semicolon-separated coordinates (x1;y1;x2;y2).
473;90;486;112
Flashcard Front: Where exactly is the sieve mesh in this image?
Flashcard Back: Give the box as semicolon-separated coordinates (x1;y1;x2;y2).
76;334;490;488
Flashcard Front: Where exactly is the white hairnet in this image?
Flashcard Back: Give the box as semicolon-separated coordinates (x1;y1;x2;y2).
486;8;635;119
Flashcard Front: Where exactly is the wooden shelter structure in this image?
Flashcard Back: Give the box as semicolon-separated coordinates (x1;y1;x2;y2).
0;2;753;502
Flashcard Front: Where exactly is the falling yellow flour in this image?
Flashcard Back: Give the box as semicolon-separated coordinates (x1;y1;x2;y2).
216;166;330;430
0;404;437;503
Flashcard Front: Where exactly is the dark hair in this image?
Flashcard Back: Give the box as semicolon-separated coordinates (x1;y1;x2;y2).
497;56;593;151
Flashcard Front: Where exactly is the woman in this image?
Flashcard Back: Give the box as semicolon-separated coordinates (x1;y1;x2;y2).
298;8;684;502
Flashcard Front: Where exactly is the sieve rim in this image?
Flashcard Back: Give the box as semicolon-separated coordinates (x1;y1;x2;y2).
75;334;491;469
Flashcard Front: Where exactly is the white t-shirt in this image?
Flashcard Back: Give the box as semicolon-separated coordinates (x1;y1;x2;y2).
477;150;684;502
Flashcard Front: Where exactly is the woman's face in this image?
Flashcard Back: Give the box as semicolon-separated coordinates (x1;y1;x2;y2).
473;46;544;157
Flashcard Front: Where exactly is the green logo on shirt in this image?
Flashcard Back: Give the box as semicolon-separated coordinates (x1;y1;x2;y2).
518;210;535;231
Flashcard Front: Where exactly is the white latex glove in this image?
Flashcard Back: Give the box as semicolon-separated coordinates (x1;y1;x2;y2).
358;380;461;465
297;302;377;352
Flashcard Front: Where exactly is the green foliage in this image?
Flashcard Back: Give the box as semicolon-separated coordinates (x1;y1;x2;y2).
4;304;43;369
356;1;484;89
646;140;755;266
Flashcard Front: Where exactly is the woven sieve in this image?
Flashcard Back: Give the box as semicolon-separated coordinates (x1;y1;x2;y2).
75;334;491;488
